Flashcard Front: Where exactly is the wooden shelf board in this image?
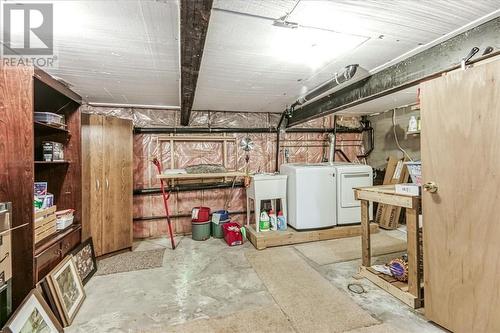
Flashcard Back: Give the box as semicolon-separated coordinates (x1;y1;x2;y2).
34;223;81;256
246;223;379;250
359;266;422;309
34;160;70;165
34;121;68;135
354;185;420;209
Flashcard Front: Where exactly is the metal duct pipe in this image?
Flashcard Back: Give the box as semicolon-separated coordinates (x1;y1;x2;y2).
294;64;359;107
87;102;181;110
134;126;336;134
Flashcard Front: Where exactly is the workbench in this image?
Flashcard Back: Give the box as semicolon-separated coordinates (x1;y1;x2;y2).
354;185;422;308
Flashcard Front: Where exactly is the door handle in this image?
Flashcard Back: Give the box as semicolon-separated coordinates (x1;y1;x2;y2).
96;179;100;191
105;178;109;189
423;181;438;193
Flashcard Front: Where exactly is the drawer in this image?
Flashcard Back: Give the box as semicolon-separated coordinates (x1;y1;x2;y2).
61;229;80;257
35;241;62;282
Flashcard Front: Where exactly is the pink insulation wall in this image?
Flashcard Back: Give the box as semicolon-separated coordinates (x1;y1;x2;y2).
82;106;365;239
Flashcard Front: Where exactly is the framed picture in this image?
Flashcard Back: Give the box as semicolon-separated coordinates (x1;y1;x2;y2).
46;256;85;326
3;289;63;333
70;238;97;285
36;280;63;326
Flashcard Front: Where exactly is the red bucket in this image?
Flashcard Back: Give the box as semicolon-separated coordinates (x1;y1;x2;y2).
222;222;243;246
192;206;211;222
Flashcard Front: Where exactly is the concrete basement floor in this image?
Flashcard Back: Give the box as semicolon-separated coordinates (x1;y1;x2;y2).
67;230;446;333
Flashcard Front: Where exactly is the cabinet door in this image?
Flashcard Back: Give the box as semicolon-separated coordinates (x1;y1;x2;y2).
81;114;104;255
102;116;133;255
421;60;500;332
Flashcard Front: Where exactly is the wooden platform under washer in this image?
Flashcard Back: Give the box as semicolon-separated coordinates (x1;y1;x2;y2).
246;223;379;250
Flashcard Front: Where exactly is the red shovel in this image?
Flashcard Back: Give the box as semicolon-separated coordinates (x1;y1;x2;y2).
152;158;176;250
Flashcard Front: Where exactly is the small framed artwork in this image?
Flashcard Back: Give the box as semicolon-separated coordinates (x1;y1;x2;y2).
36;279;63;326
70;237;97;285
3;289;63;333
46;256;85;326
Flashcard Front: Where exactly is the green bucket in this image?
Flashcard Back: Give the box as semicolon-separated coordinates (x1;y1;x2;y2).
192;221;211;241
212;219;230;239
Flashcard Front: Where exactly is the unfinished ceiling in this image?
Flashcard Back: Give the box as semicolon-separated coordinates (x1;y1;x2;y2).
2;0;498;114
5;0;181;107
193;0;499;113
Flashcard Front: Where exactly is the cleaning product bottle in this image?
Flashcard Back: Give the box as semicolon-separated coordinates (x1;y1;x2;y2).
259;210;270;232
277;211;287;230
269;209;277;231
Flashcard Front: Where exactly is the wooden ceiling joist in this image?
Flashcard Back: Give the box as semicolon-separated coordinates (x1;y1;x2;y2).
180;0;213;126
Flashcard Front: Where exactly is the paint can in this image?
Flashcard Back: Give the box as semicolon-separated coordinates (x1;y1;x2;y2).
192;221;211;241
212;218;230;239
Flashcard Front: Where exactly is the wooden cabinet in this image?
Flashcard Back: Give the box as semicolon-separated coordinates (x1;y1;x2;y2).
82;114;133;256
0;66;82;307
421;60;500;332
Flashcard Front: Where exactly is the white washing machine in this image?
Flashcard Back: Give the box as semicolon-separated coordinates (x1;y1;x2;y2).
330;163;373;225
280;163;337;230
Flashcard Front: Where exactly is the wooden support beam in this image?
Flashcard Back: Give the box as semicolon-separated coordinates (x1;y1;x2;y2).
288;17;500;126
180;0;213;126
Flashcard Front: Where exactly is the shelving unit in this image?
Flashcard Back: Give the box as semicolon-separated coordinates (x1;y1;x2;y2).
0;66;82;307
354;185;422;308
33;70;82;280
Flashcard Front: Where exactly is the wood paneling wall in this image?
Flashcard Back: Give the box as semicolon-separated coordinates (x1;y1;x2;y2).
0;65;35;307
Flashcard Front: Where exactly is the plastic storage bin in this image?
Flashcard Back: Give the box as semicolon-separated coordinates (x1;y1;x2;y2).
34;112;65;126
222;222;243;246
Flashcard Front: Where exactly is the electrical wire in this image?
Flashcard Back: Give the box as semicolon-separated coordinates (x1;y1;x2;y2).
392;108;414;162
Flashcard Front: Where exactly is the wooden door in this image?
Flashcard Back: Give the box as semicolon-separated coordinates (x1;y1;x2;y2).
421;60;500;333
81;114;104;255
101;116;133;255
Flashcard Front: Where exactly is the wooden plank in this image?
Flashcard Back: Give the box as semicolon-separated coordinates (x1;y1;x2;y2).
360;200;371;267
359;267;421;309
421;59;500;332
246;223;379;250
157;172;245;180
354;187;415;209
406;205;420;299
179;0;213;125
375;156;410;229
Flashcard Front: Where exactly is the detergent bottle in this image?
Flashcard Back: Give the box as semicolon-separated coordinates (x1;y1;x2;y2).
259;210;270;232
277;211;287;230
269;209;277;231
